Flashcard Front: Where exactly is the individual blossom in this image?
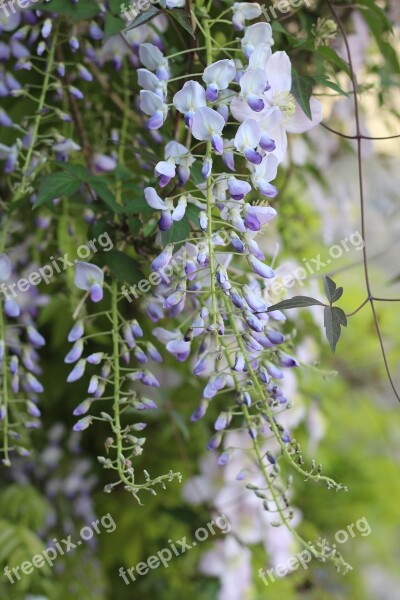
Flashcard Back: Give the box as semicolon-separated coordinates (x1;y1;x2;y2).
74;262;104;303
232;2;262;31
202;59;236;102
241;22;274;59
173;80;207;127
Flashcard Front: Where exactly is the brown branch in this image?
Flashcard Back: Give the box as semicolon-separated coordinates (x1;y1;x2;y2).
55;46;94;173
321;122;400;141
327;0;400;402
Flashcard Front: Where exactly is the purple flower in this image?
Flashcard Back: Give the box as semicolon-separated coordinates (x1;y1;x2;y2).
67;359;86;383
87;352;104;365
247;255;275;279
191;107;225;154
27;373;43;393
234;119;262;164
228;177;252;201
73;416;93;432
173;81;206;127
73;399;93;416
4;299;20;318
202;59;236;102
27;400;41;418
74;262;104;303
27;326;46;348
68;320;84;342
64;340;84;364
191;400;209;422
151;243;174;272
166;339;191;362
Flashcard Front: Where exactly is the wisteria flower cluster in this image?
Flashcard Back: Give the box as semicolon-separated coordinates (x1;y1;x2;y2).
2;1;398;595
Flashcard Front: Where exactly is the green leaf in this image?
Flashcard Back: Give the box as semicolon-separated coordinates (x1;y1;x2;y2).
167;8;195;38
323;276;337;303
185;203;201;225
267;296;325;312
324;306;343;352
161;217;190;249
104;13;125;38
128;216;141;237
55;161;89;180
88;177;124;213
291;71;315;120
331;287;344;303
125;6;161;31
317;47;351;78
356;0;393;31
39;0;100;20
33;172;81;209
105;250;143;285
332;306;348;327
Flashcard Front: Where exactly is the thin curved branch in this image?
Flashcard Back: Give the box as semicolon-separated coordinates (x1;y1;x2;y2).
327;0;400;402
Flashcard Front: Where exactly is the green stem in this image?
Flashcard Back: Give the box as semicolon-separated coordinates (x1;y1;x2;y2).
0;311;10;466
111;279;132;487
17;27;58;199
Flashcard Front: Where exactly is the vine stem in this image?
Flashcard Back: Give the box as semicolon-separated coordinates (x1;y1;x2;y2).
198;6;346;567
0;310;10;466
111;279;132;488
17;27;58;198
327;0;400;402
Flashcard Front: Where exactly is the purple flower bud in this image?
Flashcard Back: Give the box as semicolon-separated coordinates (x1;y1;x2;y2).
243;285;268;313
218;452;230;466
87;352;104;365
73;399;93;416
199;211;208;231
247;94;264;112
244;147;262;164
211;134;224;155
134;347;147;364
206;83;219;102
27;400;41;418
266;362;283;380
228;177;252;201
259;366;270;384
281;429;291;443
77;64;93;82
137;397;158;410
27;326;46;348
233;352;246;372
266;331;285;345
141;371;160;387
69;85;83;100
207;432;222;450
123;323;136;349
69;36;79;51
4;300;21;318
90;283;103;303
191;400;209;422
10;356;18;375
146;343;163;363
41;19;52;38
163;289;185;310
215;412;231;431
68;321;84;342
248;255;275;279
64;340;84;364
11;374;19;394
88;375;99;395
89;21;103;40
243;309;264;332
230;288;245;309
67;359;86;383
202;157;212;180
236;469;247;481
27;373;43;393
131;320;143;338
260;133;276;152
151;243;174;272
203;373;227;399
73;416;93;432
279;353;300;367
74;262;104;302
